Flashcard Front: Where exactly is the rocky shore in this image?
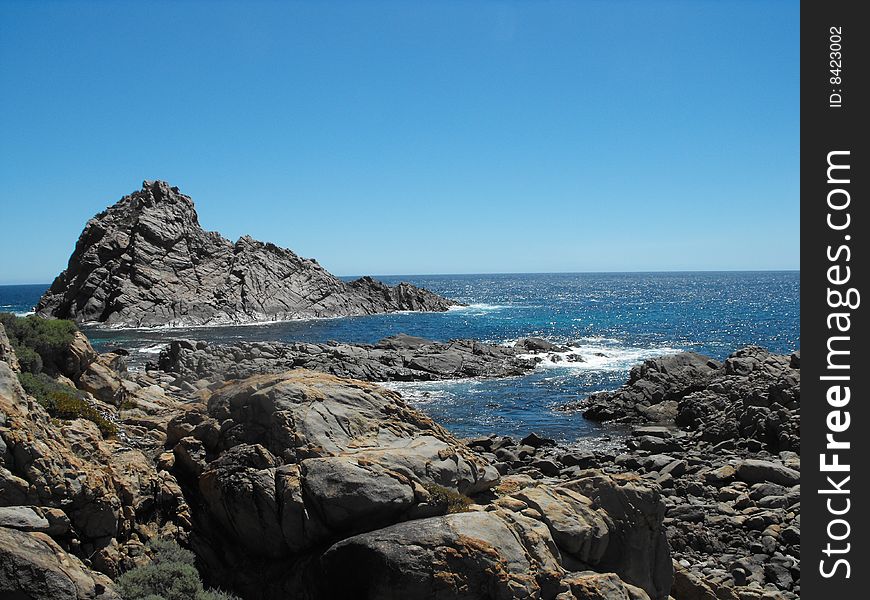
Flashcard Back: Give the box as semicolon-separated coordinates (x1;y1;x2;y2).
154;334;579;385
36;181;458;327
0;318;800;599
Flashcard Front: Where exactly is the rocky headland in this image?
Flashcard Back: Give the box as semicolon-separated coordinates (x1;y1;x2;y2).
0;317;800;599
36;181;458;328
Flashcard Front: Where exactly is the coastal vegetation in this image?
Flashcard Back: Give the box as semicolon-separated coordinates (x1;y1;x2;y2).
1;312;116;437
117;538;239;600
0;312;77;375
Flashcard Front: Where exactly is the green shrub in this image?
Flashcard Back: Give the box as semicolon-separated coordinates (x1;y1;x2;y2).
52;391;117;437
0;313;78;375
16;371;117;438
14;345;43;374
117;561;202;600
423;482;474;514
117;539;240;600
148;538;196;566
197;590;242;600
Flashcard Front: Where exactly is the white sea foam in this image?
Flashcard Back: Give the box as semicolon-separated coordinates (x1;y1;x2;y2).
513;341;682;373
137;344;168;354
14;311;35;317
381;382;458;405
448;303;511;312
79;312;351;331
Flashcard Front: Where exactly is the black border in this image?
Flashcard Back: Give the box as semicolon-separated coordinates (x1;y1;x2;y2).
801;1;867;596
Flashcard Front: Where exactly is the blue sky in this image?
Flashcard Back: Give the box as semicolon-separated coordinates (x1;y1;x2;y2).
0;0;798;284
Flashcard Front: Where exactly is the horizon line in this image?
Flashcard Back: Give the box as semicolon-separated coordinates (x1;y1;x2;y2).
0;267;801;287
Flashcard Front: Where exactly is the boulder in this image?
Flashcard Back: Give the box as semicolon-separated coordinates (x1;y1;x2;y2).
0;506;50;532
320;510;563;599
560;571;651;600
735;459;800;487
78;352;129;405
0;526;120;599
564;472;672;599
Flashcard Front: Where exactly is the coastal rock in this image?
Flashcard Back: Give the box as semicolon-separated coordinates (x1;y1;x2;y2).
581;352;719;423
735;460;799;487
320;510;563;599
36;180;459;327
78;351;128;405
157;335;537;384
169;370;675;599
0;526;120;599
170;369;502;589
0;359;190;578
576;347;799;453
0;323;19;371
515;338;568;353
564;472;672;599
560;572;651;600
319;475;669;600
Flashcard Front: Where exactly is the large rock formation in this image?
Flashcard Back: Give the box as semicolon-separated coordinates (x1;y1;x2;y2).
165;369;672;599
36;180;458;327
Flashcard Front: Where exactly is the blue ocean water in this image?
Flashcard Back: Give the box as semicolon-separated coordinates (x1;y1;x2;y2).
0;272;799;445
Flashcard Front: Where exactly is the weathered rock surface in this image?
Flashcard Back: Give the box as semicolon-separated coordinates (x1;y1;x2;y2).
162;369;672;599
581;352;720;423
320;469;669;600
157;333;537;384
36;180;459;327
168;371;500;564
478;346;801;599
0;526;120;599
0;334;192;591
576;347;799;453
0;323;19;372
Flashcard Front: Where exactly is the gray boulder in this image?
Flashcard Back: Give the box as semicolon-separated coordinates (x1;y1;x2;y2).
320;510;562;599
735;459;800;487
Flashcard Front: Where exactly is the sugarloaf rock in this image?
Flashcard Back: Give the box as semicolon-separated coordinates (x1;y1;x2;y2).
37;181;458;327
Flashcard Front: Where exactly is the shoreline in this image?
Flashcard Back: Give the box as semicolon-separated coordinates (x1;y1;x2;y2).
0;315;800;599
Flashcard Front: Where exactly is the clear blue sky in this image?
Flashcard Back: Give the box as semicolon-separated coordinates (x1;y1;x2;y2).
0;0;798;284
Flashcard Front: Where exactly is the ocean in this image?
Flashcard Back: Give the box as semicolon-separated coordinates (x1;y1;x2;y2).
0;271;799;445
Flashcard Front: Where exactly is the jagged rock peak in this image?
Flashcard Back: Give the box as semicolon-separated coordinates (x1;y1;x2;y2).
37;181;458;327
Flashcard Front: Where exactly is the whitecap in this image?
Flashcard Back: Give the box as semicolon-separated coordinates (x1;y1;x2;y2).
448;303;518;313
137;344;169;354
517;343;683;373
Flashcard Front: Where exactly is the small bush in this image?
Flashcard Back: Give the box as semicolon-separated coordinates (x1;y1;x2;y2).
117;539;240;600
15;345;43;374
117;561;202;600
52;391;117;437
197;590;243;600
423;482;474;514
16;371;117;438
148;537;196;566
0;312;78;374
